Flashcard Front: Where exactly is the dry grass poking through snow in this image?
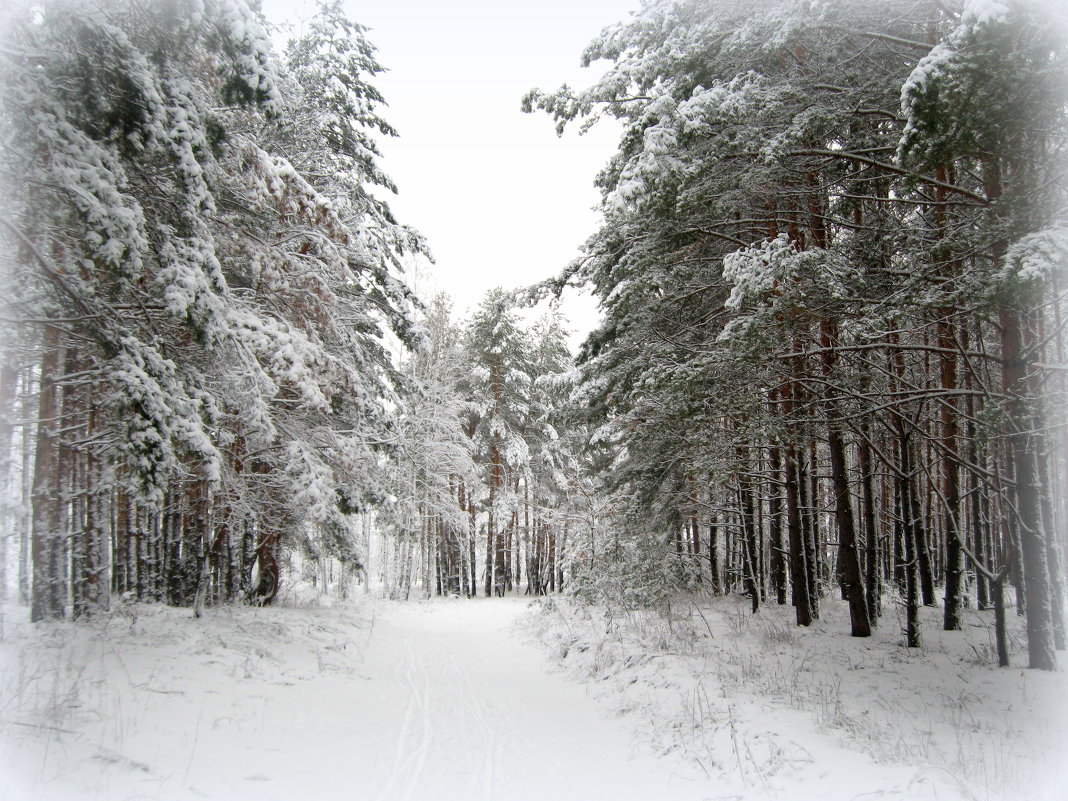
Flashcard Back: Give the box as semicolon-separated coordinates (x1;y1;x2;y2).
520;593;1068;801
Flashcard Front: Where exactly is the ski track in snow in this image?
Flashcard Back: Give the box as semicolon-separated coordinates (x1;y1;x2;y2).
355;600;712;801
0;598;713;801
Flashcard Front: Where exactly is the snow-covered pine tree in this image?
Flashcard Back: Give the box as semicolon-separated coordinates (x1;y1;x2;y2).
525;0;1067;663
380;294;477;599
0;0;422;617
464;290;533;596
523;312;580;595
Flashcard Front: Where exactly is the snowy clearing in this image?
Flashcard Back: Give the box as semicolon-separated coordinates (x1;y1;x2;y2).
1;594;1065;801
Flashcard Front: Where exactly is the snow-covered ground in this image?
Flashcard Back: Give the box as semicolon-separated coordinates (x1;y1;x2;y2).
521;594;1068;801
0;593;1064;801
1;596;712;801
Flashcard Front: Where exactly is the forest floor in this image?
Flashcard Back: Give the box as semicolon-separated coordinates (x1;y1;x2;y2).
0;591;1064;801
522;592;1068;801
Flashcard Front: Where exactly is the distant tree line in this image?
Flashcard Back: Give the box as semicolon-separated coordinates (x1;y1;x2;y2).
377;292;585;601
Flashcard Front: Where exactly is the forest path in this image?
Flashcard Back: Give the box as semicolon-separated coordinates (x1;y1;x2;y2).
1;597;714;801
343;597;712;801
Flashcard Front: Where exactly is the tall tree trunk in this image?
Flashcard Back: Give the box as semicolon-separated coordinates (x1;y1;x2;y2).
84;405;110;613
708;509;721;595
485;444;498;598
939;312;965;630
986;153;1055;669
1037;454;1066;650
736;453;760;614
768;443;787;605
0;360;16;607
820;318;870;637
689;476;703;587
556;523;566;592
467;488;477;598
901;472;923;649
193;483;215;617
859;435;881;622
30;325;65;622
964;338;991;612
781;356;811;627
19;369;34;605
889;330;922;646
800;444;821;618
1002;304;1056;669
785;449;812;626
782;359;813;626
915;493;936;607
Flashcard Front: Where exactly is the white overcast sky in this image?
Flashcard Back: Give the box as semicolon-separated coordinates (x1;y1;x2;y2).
260;0;639;343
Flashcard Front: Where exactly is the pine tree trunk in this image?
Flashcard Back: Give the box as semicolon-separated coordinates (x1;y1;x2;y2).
974;487;991;611
556;522;566;592
736;459;760;614
782;365;812;626
993;573;1010;667
84;437;108;612
191;484;207;614
893;499;907;595
890;329;923;649
1002;304;1057;669
828;428;870;636
801;445;821;618
708;510;721;595
166;492;184;604
68;388;86;618
193;534;210;617
528;518;539;596
939;313;965;630
0;361;16;607
914;491;936;607
965;353;991;611
689;476;703;587
859;436;881;622
904;486;923;650
30;325;65;622
895;435;923;648
467;491;477;598
768;443;787;605
547;528;556;593
820;319;870;636
785;449;812;626
19;373;34;605
486;443;502;597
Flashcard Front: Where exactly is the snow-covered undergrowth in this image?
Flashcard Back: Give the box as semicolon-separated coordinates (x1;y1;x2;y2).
521;593;1068;801
0;597;375;800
